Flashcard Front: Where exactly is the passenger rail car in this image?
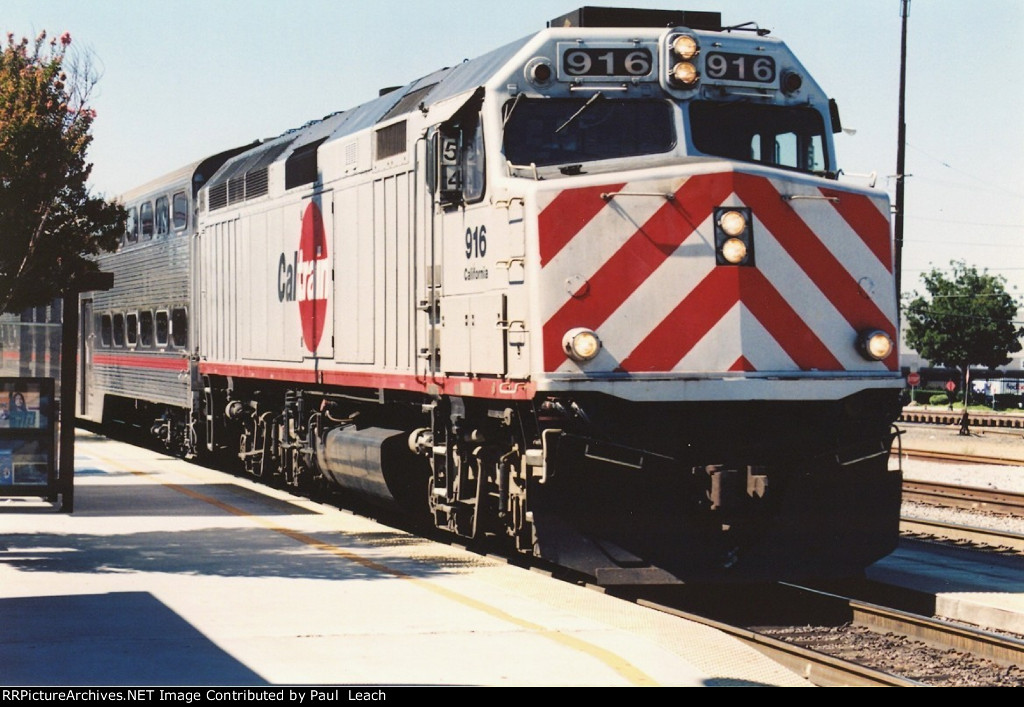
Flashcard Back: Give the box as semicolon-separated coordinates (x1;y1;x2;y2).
80;147;251;451
84;7;904;583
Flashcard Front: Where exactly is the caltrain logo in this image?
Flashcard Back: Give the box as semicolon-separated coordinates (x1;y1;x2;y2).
277;201;329;352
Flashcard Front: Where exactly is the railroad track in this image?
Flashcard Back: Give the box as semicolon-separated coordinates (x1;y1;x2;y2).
626;581;1024;686
902;479;1024;516
634;595;923;686
897;446;1024;467
900;516;1024;553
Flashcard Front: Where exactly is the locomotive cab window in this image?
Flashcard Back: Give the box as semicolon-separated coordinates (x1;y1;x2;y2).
170;308;187;349
430;90;486;205
690;101;829;174
155;196;170;236
155;310;169;347
502;98;675;169
172;192;188;231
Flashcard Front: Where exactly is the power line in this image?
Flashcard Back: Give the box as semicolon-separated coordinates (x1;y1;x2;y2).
906;215;1024;229
907;142;1024;199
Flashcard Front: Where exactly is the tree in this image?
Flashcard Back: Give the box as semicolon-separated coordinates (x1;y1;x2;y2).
0;30;123;314
904;261;1023;413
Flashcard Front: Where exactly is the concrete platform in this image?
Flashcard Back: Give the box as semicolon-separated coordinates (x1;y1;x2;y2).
883;420;1024;636
0;431;810;687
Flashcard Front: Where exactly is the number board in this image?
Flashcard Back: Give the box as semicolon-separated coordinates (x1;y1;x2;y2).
704;52;776;84
557;43;656;81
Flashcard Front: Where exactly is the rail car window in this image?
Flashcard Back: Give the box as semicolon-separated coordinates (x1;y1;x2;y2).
139;201;154;240
99;315;112;347
172;192;188;230
155;311;169;347
125;313;138;347
170;308;187;348
139;311;154;347
690;101;828;174
155;196;169;236
112;313;125;347
126;207;138;245
502;98;674;168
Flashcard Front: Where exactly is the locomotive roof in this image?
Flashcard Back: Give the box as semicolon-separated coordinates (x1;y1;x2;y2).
204;36;531;191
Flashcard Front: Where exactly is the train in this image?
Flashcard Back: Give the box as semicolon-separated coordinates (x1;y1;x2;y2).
77;7;904;584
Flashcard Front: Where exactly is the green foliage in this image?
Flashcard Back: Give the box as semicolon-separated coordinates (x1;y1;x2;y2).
903;261;1023;374
928;393;949;406
0;30;123;313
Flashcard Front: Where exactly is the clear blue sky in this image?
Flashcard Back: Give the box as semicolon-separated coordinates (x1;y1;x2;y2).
6;0;1024;303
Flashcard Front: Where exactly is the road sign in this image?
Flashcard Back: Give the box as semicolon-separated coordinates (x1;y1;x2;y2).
907;372;920;386
945;380;956;392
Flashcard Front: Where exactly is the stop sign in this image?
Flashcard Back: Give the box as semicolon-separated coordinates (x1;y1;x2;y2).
907;372;920;386
945;380;956;392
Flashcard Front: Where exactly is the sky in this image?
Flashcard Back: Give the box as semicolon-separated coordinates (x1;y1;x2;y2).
5;0;1024;314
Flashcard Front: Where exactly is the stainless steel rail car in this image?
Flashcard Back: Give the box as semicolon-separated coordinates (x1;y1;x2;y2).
79;147;251;452
92;8;905;583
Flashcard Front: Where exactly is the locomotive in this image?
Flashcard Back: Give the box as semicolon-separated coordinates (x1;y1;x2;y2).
81;7;903;583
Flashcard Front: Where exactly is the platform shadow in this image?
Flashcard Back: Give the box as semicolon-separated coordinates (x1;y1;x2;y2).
0;591;266;685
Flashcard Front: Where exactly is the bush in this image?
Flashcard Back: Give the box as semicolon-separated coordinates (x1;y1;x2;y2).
911;389;936;405
928;394;949;406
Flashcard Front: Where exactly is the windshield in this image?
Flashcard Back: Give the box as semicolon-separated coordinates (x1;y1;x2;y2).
503;98;675;168
689;101;829;174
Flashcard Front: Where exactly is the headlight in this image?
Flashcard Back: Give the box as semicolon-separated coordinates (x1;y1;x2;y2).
857;330;894;361
718;210;747;237
563;328;602;362
670;61;699;87
672;34;699;60
720;238;748;264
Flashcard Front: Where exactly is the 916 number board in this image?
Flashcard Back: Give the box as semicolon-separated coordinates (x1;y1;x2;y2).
559;44;655;79
704;52;776;84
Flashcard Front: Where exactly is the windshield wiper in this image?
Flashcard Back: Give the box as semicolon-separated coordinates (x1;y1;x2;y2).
555;91;604;134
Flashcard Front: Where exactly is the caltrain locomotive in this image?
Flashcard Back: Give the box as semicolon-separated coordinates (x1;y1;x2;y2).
80;7;903;583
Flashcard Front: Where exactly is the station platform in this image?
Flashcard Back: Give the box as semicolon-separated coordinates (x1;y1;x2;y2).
0;431;810;687
885;421;1024;635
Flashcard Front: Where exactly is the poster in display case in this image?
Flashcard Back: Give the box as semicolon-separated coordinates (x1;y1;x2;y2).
0;378;56;495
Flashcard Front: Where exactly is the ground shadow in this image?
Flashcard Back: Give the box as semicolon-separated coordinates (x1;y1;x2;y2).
0;591;266;685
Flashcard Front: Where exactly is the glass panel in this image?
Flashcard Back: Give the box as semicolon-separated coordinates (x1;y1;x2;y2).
155;196;170;236
172;192;188;230
100;315;112;347
170;308;187;348
125;313;138;346
155;311;169;347
139;311;154;347
690;101;829;174
139;201;154;240
112;313;125;347
503;99;675;167
126;207;138;244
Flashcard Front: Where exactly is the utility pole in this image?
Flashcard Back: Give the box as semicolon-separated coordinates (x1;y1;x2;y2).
894;0;910;310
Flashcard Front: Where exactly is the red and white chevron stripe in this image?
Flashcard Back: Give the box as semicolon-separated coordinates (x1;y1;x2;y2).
536;169;897;375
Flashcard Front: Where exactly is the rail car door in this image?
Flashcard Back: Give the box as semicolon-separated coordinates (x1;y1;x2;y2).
79;298;93;417
429;102;507;379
